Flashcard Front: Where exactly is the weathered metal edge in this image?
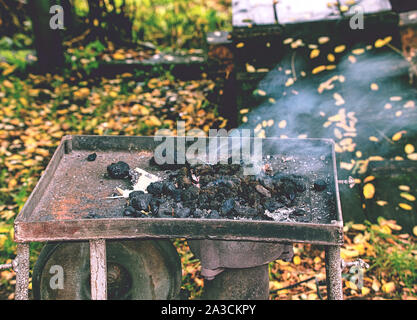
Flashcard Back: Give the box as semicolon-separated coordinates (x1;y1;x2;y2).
14;218;344;245
14;136;70;224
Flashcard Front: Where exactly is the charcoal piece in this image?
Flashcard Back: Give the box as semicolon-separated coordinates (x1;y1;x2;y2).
255;185;271;198
221;198;235;215
107;161;130;179
238;206;258;218
87;153;97;162
289;209;311;223
263;199;284;212
314;179;327;191
294;180;306;192
181;186;199;202
123;206;137;217
149;198;160;215
192;208;204;218
208;210;220;219
259;176;274;190
172;189;182;202
281;183;296;201
147;181;164;195
128;191;144;199
130;193;153;211
162;182;177;195
157;202;174;218
175;204;191;218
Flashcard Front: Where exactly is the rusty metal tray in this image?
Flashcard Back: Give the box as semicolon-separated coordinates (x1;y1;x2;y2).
15;135;343;245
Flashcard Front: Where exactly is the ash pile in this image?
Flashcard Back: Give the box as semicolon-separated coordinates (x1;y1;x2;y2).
108;157;328;223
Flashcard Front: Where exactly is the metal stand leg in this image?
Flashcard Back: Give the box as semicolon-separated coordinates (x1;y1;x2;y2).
325;245;343;300
15;243;30;300
90;239;107;300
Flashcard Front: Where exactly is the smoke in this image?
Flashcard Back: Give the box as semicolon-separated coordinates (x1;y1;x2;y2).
239;43;417;172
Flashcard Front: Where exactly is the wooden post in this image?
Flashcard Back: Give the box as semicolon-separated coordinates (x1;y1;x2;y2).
89;239;107;300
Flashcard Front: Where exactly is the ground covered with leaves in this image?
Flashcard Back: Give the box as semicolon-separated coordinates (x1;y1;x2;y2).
1;0;417;301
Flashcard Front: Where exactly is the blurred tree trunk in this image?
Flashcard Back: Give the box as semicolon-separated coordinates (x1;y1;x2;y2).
28;0;64;73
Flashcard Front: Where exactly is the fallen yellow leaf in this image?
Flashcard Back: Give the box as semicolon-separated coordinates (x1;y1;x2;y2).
334;45;346;53
310;49;320;59
363;183;375;199
405;144;415;154
400;193;416;202
293;256;301;265
392;131;406;141
399;203;413;211
382;282;395;294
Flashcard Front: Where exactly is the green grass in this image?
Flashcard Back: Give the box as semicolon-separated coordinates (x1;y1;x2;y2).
72;0;231;48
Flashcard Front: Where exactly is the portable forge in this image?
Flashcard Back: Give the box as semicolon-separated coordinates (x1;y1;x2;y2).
13;135;344;300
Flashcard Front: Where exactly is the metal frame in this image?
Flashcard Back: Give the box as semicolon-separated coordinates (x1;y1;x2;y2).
14;135;344;300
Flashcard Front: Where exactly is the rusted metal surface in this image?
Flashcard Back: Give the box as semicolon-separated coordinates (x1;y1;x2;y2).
15;135;343;245
188;240;292;279
90;239;107;300
325;245;343;300
202;265;270;300
32;239;182;300
15;243;30;300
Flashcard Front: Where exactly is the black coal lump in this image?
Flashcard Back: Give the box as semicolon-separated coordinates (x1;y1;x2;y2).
208;210;220;219
192;208;204;218
130;193;153;211
87;153;97;162
263;199;284;212
314;179;327;191
123;206;137;217
147;181;164;195
162;182;177;195
149;198;160;215
129;191;144;199
157;201;174;218
221;198;235;215
174;204;191;218
107;161;130;179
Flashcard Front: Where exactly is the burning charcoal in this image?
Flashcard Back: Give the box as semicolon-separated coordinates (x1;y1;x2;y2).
147;181;164;195
208;210;220;219
263;199;284;212
107;161;130;179
314;179;327;192
87;153;97;162
130;193;153;211
175;204;191;218
221;198;235;215
255;185;272;198
123;206;137;217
